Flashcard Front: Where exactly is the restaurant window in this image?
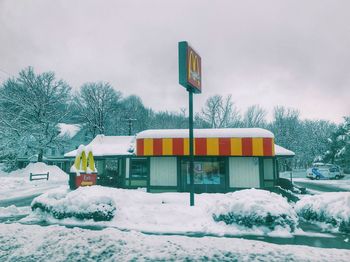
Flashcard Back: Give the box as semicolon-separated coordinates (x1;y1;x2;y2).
130;158;148;179
181;157;225;185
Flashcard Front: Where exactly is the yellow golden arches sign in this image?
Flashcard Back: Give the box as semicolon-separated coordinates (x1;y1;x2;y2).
179;41;202;93
72;145;96;173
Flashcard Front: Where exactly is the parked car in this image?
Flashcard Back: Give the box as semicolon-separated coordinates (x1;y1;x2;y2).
306;163;344;180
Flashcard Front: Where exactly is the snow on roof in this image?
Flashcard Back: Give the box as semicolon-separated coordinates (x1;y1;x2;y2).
57;123;81;138
275;144;295;157
64;135;134;157
137;128;274;139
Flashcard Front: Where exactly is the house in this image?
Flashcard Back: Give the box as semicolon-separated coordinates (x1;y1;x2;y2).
64;128;295;193
17;123;92;172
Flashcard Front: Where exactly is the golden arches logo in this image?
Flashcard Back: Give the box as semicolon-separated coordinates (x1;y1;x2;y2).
188;50;201;87
73;145;96;173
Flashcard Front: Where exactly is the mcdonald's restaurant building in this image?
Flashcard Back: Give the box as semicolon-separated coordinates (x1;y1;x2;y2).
64;128;294;193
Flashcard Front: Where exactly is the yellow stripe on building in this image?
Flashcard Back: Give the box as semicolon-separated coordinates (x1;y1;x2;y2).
143;138;154;155
183;138;189;155
252;138;264;156
271;138;275;156
207;138;219;155
230;138;242;156
162;138;173;155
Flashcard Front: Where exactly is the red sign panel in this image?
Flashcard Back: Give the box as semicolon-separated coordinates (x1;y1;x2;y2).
75;173;97;187
179;41;202;93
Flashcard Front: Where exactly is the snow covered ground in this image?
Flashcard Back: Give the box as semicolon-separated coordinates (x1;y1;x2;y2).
0;163;69;201
1;223;350;262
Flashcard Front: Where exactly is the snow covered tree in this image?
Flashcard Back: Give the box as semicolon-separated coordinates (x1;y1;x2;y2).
269;106;301;169
323;117;350;169
74;82;121;137
116;95;151;135
243;105;267;128
298;120;336;167
198;94;241;128
0;67;71;166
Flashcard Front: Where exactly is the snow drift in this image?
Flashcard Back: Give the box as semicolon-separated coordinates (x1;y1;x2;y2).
8;162;68;182
31;186;116;221
295;192;350;233
211;189;298;232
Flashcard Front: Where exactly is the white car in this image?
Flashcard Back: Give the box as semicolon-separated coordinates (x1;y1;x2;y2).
306;163;344;180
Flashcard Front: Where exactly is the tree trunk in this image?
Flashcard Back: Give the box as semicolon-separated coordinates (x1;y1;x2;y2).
38;149;43;162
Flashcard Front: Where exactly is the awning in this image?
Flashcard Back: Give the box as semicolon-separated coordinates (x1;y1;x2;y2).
136;128;275;157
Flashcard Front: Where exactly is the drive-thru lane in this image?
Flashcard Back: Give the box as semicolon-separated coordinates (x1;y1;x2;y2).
0;193;41;208
293;180;349;192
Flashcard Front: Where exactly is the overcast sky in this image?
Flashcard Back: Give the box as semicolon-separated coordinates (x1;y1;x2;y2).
0;0;349;123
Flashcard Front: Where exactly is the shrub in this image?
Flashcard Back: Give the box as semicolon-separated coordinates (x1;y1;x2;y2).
211;189;297;232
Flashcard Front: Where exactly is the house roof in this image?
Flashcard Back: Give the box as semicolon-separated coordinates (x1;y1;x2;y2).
136;128;274;139
57;123;81;139
64;131;295;158
64;135;134;157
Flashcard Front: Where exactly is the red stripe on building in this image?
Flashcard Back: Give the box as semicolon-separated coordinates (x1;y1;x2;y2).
195;138;207;155
172;138;184;155
153;138;163;155
242;138;253;156
137;139;144;156
263;138;273;156
219;138;231;156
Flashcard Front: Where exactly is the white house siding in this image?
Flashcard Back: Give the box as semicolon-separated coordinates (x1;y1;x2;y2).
150;157;177;186
229;157;260;188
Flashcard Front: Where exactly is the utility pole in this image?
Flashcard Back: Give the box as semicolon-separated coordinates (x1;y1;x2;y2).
124;118;137;136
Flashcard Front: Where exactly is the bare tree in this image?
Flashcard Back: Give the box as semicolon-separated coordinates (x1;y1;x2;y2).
74;82;121;137
199;94;241;128
243;105;267;127
0;67;71;163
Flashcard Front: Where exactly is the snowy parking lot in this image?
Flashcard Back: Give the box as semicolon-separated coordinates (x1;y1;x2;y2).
1;164;350;261
1;223;350;262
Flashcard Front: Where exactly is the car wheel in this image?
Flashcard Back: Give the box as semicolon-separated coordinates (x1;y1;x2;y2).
335;175;340;180
315;176;320;180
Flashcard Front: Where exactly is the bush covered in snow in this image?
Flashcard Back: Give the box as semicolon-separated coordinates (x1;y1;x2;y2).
31;186;116;221
211;189;297;232
295;192;350;233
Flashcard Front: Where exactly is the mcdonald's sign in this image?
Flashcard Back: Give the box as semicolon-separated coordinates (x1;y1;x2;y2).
179;41;202;93
69;145;97;189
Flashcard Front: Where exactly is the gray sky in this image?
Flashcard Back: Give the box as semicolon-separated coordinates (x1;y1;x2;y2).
0;0;349;123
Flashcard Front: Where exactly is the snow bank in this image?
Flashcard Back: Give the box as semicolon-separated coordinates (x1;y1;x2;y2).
29;187;297;236
31;186;116;221
1;223;350;262
9;162;68;182
0;205;31;218
295;192;350;233
0;163;69;201
211;189;297;232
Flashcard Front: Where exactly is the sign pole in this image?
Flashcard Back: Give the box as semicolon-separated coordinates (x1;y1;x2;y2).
178;41;201;207
188;89;195;206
